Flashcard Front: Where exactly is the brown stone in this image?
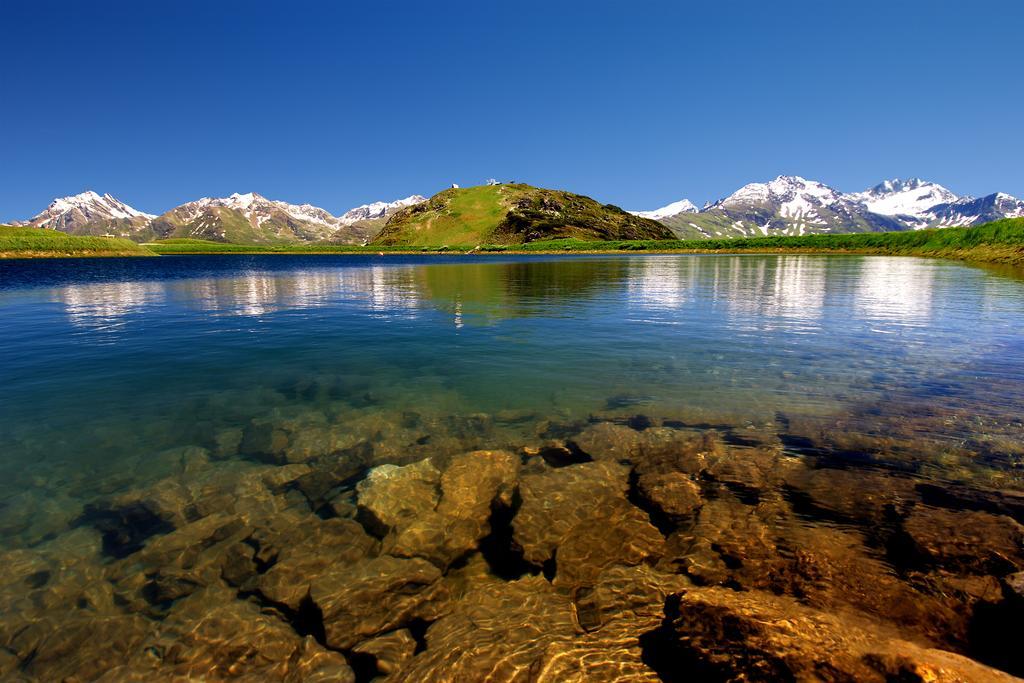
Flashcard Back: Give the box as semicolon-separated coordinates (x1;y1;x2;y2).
636;471;702;520
553;499;665;591
257;517;379;609
648;586;1017;682
311;555;450;650
352;628;418;675
356;458;441;533
514;460;631;565
783;465;918;524
394;576;577;681
902;507;1024;574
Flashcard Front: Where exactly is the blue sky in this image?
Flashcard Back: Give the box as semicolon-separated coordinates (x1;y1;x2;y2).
2;0;1022;218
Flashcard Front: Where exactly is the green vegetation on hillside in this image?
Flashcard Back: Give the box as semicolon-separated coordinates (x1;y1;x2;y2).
146;239;461;254
372;184;674;246
482;218;1024;264
150;218;1024;266
10;218;1024;267
0;225;155;258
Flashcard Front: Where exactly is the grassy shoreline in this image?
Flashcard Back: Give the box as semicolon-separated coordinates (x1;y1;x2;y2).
6;219;1023;267
0;226;154;258
146;219;1024;266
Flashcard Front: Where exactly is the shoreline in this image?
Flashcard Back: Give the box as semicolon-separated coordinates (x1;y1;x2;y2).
72;245;1024;268
4;217;1022;268
3;245;1023;268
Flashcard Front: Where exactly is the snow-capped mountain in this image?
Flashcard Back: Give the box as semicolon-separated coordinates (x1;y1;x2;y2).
921;193;1024;228
149;192;361;244
655;176;904;238
10;180;1022;244
643;176;1023;238
630;199;697;220
849;178;958;218
339;195;427;225
13;191;156;237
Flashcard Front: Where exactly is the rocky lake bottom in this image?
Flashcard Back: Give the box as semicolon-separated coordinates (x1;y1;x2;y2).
1;254;1023;681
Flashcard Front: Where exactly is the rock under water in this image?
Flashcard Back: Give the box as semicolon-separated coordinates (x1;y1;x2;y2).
1;400;1023;682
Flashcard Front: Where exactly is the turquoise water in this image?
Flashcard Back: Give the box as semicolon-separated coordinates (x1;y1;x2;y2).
2;253;1024;679
2;254;1023;528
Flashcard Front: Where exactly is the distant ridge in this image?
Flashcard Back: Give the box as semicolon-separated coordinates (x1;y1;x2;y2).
9;176;1023;244
639;176;1024;238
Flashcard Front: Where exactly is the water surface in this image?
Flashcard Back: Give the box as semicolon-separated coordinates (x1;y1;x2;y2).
1;254;1023;680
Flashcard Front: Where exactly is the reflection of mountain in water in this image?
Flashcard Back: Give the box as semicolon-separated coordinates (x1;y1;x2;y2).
625;256;698;310
415;259;630;325
856;257;935;324
170;266;423;318
48;259;634;330
47;255;951;336
56;281;165;332
713;256;827;330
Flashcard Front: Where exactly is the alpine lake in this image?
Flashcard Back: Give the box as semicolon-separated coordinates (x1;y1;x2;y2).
1;253;1023;681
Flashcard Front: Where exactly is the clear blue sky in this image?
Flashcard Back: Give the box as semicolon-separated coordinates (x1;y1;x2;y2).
2;0;1022;219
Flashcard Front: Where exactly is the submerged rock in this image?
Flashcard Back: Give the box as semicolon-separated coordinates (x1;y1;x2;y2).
571;423;718;477
356;458;442;535
95;587;355;682
311;555;450;650
354;451;520;568
552;498;665;591
514;460;631;566
257;517;379;609
394;576;578;681
900;507;1024;575
635;471;703;522
1007;571;1024;600
352;628;418;675
783;465;918;525
643;587;1017;682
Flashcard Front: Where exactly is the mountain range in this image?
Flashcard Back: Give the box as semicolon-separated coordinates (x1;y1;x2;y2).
11;192;426;244
636;176;1024;239
9;176;1024;244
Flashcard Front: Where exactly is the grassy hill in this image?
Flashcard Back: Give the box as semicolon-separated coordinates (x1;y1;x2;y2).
371;184;675;246
0;225;155;258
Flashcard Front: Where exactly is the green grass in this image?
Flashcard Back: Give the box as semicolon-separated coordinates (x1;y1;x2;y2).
371;184;673;246
0;225;155;258
372;185;519;246
14;218;1023;267
146;238;464;255
474;218;1024;265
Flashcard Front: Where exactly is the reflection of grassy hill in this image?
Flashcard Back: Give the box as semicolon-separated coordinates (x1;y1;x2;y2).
372;184;674;246
416;259;630;324
0;225;155;257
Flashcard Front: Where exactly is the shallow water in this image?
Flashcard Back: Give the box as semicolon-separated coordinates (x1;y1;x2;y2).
1;253;1023;680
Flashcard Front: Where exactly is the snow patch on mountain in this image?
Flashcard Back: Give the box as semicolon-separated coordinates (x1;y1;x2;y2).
179;193;345;229
849;178;959;217
921;192;1024;227
720;176;843;212
339;195;427;225
630;199;698;220
23;190;156;226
